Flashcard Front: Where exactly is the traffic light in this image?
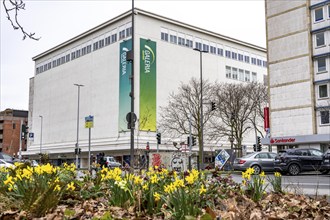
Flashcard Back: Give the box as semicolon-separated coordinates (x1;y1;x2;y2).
192;136;196;146
156;133;161;144
211;102;216;111
257;136;261;151
187;136;190;146
253;144;257;152
74;148;82;155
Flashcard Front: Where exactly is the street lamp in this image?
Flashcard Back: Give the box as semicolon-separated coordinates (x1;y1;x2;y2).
39;115;43;156
74;83;84;168
193;47;208;170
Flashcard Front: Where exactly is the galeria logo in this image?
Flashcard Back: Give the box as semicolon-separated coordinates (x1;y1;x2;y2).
270;138;296;144
142;45;155;74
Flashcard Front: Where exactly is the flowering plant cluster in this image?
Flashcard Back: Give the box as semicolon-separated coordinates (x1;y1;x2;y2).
241;167;268;202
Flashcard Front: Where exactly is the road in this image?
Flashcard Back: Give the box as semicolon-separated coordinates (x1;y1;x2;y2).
230;172;330;197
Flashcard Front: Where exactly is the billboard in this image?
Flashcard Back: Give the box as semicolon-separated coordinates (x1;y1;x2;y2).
118;39;132;131
139;38;157;131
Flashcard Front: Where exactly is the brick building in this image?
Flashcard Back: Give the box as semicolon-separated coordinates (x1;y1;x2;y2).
0;109;28;157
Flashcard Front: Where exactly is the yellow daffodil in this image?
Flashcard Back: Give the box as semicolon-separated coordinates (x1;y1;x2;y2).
274;172;281;177
173;178;184;188
199;184;206;195
4;175;14;185
142;183;149;190
185;174;194;185
154;192;161;201
67;182;75;191
54;184;61;191
150;174;158;184
134;176;143;185
259;171;266;177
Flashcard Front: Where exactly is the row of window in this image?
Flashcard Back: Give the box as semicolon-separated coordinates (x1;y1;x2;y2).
36;23;132;74
225;66;257;82
160;28;267;68
313;3;330;22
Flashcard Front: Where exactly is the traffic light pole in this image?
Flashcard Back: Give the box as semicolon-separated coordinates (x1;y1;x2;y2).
19;119;23;160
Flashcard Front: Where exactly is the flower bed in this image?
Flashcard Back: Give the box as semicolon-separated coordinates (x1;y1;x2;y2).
0;163;329;219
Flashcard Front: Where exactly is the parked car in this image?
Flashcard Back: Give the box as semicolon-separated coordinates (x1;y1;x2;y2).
274;148;325;175
104;156;122;168
320;149;330;174
0;159;15;168
0;152;14;163
233;152;278;174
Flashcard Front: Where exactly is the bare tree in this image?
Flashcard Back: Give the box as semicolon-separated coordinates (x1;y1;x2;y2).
248;83;268;138
159;78;214;163
209;82;262;157
3;0;39;40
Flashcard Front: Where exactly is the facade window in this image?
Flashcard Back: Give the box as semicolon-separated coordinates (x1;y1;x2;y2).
252;72;257;82
93;42;99;51
257;59;262;66
111;34;117;43
210;46;216;54
217;48;223;56
203;44;209;52
320;110;330;125
238;69;244;81
161;32;168;41
238;53;243;61
82;47;87;56
119;30;125;40
225;50;231;58
48;62;51;70
251;57;257;65
170;35;177;44
232;52;237;60
319;84;329;98
232;68;238;79
71;52;76;60
186;39;193;48
87;45;92;53
61;56;65;64
66;54;70;62
126;27;132;37
195;42;202;50
244;55;250;63
315;7;324;22
245;70;250;82
226;66;231;78
105;36;111;45
52;60;57;67
263;61;267;67
178;36;185;46
317;57;326;72
316;32;325;47
99;39;104;48
56;58;61;66
76;49;81;58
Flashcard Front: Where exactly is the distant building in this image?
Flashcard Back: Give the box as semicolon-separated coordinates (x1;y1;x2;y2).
264;0;330;151
27;8;268;166
0;109;28;157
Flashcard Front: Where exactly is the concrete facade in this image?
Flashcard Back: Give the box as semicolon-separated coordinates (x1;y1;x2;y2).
27;9;268;166
265;0;330;151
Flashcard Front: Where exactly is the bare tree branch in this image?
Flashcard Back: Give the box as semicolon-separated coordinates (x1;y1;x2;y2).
3;0;40;40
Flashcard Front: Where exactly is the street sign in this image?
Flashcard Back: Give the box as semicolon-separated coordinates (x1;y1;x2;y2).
85;115;94;128
215;149;230;169
29;132;34;141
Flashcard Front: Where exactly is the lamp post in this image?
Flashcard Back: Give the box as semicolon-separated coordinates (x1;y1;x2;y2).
230;113;235;156
193;47;208;170
74;84;84;168
39;115;43;156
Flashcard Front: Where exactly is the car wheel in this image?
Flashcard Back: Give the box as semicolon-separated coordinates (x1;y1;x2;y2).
320;170;330;175
288;164;300;176
251;165;261;175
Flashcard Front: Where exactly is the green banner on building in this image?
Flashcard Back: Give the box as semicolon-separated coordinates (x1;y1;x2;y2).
139;38;157;131
119;39;132;131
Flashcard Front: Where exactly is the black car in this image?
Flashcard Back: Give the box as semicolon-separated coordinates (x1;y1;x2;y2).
274;148;326;175
320;149;330;174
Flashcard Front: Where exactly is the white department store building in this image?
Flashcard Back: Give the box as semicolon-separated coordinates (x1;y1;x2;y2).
26;8;268;166
264;0;330;152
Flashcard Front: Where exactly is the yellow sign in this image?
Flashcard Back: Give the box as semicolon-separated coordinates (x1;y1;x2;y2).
85;121;93;128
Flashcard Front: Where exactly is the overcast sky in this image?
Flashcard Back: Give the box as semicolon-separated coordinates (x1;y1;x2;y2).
0;0;266;111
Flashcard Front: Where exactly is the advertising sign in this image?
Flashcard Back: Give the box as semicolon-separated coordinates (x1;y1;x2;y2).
85;115;94;128
119;39;132;131
215;149;230;169
139;38;157;131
